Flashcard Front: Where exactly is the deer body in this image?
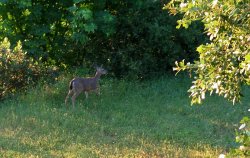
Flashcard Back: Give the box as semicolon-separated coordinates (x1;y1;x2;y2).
65;67;107;108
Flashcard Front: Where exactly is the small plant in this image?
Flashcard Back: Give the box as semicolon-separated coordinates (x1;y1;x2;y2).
229;115;250;157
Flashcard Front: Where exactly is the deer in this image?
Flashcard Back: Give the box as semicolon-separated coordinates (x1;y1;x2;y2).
65;66;107;108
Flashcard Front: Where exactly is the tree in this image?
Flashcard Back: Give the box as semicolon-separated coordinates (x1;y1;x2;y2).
164;0;249;156
82;0;207;79
0;0;115;62
165;0;249;104
0;0;207;78
0;0;73;62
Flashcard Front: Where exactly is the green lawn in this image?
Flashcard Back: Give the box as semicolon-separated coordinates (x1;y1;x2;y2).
0;73;248;157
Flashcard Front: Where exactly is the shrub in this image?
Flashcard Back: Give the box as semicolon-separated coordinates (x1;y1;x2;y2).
229;116;250;157
0;0;207;79
77;0;207;79
0;38;56;99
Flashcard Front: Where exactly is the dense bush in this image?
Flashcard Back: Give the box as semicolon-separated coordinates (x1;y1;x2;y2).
74;0;208;79
0;0;208;79
0;38;56;99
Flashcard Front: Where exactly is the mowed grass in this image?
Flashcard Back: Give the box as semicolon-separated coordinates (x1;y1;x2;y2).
0;72;249;158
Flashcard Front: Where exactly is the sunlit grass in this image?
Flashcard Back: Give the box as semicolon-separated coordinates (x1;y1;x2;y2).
0;72;249;157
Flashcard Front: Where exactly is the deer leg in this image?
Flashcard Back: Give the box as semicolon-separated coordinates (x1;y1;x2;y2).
71;91;81;108
85;92;89;99
95;87;100;96
65;90;74;106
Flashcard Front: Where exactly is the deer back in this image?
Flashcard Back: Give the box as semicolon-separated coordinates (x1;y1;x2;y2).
70;77;99;92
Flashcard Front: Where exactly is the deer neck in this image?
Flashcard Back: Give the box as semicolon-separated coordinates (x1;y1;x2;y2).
94;72;102;80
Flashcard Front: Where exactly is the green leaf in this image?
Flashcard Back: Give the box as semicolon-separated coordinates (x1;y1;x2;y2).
179;60;185;67
81;9;93;20
245;54;250;62
84;23;97;33
196;45;205;53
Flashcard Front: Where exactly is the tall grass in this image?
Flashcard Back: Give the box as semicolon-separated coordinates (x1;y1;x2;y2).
0;72;249;158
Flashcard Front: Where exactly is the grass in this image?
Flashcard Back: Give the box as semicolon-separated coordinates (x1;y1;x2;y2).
0;72;249;158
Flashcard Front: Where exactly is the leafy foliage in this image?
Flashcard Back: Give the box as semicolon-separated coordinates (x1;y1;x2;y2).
79;0;207;79
0;38;56;99
165;0;250;157
0;0;73;63
165;0;250;104
0;0;207;79
0;0;117;65
68;0;115;44
230;116;250;156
